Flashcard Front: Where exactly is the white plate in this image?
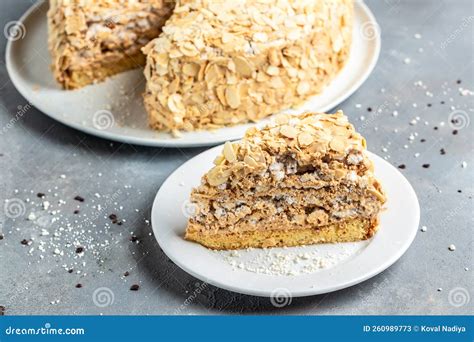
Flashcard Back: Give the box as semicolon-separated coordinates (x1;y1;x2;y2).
6;1;380;148
152;146;420;297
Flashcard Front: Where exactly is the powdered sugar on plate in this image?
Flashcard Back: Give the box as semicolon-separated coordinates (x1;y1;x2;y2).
216;242;369;276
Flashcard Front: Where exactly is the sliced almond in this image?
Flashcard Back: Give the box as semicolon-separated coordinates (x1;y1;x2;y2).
243;155;259;168
233;57;253;77
225;85;241;109
266;65;280;76
182;63;200;77
223;142;237;162
297;81;310;95
280;125;298;139
297;132;313;146
167;94;185;114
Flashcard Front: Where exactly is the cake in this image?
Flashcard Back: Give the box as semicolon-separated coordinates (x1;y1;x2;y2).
142;0;353;134
185;111;386;250
47;0;174;89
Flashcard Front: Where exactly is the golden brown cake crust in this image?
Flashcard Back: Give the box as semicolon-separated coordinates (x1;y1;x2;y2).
185;218;379;250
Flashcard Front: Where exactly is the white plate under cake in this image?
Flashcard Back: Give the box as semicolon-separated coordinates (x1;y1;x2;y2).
6;0;380;147
151;114;419;296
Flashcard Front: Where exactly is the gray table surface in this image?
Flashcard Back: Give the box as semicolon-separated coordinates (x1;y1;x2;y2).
0;0;472;315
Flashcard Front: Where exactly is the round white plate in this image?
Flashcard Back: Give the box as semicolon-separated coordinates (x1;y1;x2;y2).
152;146;420;297
6;1;380;147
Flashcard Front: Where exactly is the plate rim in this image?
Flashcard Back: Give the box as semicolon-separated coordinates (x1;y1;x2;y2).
5;1;381;148
151;145;420;298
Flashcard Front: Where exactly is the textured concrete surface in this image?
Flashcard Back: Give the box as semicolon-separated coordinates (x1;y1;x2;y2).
0;0;472;315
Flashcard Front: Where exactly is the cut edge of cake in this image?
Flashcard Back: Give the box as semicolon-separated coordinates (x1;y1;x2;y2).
47;0;175;90
184;110;386;250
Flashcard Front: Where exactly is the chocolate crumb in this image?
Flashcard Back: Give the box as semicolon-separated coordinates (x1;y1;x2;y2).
440;148;446;155
427;103;432;107
456;79;461;84
130;284;140;291
398;164;406;169
75;246;84;254
422;164;430;168
452;130;458;135
0;306;5;316
117;221;123;226
440;101;445;104
124;271;130;277
74;196;84;202
109;214;117;221
434;126;438;130
129;236;138;242
75;284;83;288
20;239;29;245
37;193;45;198
367;107;372;112
73;210;80;214
0;234;4;240
68;269;74;273
420;139;426;143
457;190;462;193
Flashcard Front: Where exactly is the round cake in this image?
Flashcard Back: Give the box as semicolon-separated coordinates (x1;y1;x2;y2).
142;0;354;134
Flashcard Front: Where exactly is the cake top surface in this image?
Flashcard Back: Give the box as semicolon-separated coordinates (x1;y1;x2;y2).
144;0;351;58
211;110;366;176
203;111;385;203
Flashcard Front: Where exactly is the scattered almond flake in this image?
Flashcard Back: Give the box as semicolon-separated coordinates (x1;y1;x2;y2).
360;116;365;121
409;119;417;125
27;212;36;221
448;244;456;251
461;161;467;168
355;104;361;109
392;110;399;117
60;174;66;179
404;57;411;64
414;33;422;39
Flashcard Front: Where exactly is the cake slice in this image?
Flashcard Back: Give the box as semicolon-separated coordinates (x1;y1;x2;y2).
142;0;353;133
185;111;386;250
47;0;174;89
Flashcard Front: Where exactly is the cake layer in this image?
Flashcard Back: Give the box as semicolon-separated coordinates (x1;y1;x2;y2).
185;218;378;250
142;0;353;133
191;185;383;231
63;51;146;89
